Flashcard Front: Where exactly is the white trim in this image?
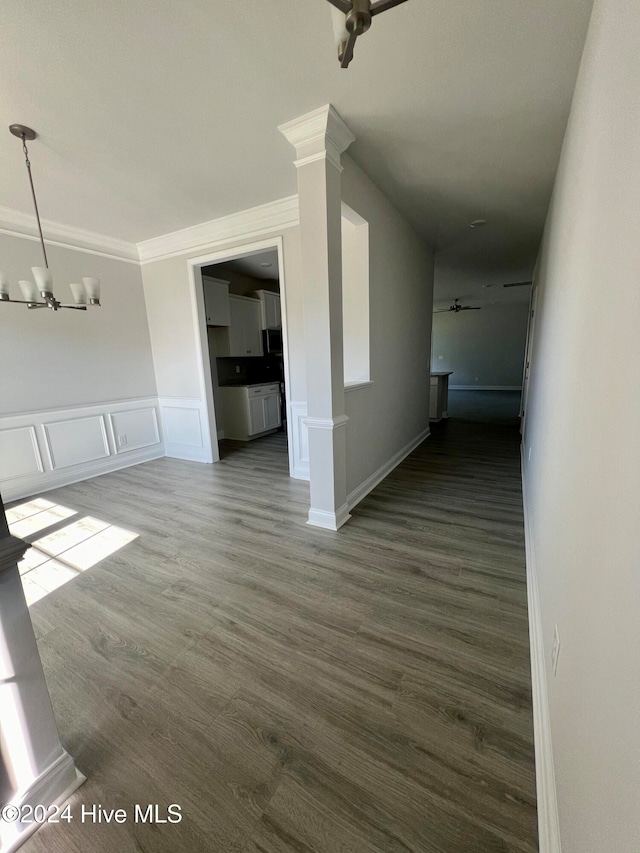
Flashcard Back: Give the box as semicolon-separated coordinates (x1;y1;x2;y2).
303;414;349;430
158;396;212;463
347;426;431;511
449;385;523;391
186;236;296;477
289;401;310;481
344;380;373;392
0;397;164;502
137;196;299;264
307;503;351;531
521;446;562;853
1;751;85;853
0;205;138;263
278;105;356;158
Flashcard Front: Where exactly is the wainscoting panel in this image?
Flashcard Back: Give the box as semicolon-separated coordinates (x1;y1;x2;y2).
158;397;212;463
109;408;160;454
44;416;110;470
0;426;43;481
0;398;164;503
289;401;309;481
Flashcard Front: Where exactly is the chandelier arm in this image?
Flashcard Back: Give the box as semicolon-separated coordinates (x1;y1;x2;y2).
370;0;409;15
326;0;352;12
21;136;49;269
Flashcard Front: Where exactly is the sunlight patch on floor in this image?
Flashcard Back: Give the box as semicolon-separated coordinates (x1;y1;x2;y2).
7;500;138;607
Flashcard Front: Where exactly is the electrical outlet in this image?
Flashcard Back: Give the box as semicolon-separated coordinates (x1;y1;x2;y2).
438;355;444;360
528;446;532;461
117;434;128;448
475;376;479;382
552;625;560;676
235;365;241;374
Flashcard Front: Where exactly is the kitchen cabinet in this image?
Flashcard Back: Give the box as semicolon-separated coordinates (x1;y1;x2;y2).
251;289;282;330
202;276;231;326
219;384;281;440
214;295;264;357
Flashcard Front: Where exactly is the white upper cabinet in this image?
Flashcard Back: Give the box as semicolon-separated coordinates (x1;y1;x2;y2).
251;289;282;330
214;295;264;357
202;276;231;326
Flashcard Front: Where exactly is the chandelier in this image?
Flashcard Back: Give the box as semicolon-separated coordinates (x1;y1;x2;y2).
0;125;101;312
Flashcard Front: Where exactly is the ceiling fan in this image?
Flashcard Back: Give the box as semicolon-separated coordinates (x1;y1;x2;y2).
326;0;410;68
434;299;482;314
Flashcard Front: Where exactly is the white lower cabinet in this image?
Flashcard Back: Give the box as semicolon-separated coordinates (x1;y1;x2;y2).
219;384;281;440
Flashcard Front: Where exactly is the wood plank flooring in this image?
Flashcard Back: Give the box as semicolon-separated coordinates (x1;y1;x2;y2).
17;402;536;853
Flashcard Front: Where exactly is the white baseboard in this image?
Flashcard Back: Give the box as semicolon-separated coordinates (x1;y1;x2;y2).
0;398;164;503
521;448;562;853
1;750;85;853
307;503;351;531
347;426;431;511
450;385;522;391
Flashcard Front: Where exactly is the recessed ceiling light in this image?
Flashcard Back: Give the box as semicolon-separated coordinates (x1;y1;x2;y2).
260;262;273;268
469;219;487;228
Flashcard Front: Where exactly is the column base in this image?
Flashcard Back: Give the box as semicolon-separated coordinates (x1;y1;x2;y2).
1;751;85;853
307;503;351;531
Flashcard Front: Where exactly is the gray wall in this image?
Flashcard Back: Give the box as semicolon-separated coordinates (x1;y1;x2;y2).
522;0;640;849
0;233;156;415
431;302;528;388
341;156;434;495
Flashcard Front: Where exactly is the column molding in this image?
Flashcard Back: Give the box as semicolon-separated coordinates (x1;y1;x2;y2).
279;104;355;530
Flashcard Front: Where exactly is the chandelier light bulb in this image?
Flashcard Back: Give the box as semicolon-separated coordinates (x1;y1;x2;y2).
69;282;87;305
19;280;39;303
82;277;101;305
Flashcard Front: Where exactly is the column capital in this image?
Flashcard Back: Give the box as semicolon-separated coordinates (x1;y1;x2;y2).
279;104;355;172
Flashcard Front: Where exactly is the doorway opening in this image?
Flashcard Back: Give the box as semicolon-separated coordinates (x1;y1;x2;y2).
191;240;292;476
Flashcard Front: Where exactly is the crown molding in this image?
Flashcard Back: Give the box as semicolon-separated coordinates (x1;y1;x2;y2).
279;104;355;172
137;195;300;264
0;205;139;263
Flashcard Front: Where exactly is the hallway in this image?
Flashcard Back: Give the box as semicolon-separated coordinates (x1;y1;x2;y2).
20;406;536;853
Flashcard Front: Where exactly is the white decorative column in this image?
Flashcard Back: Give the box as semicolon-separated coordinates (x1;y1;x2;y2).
279;105;355;530
0;501;85;853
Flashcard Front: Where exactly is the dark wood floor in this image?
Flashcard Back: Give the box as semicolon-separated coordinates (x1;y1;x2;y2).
18;396;536;852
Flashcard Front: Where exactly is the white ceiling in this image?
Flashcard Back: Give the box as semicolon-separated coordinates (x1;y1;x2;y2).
1;0;593;301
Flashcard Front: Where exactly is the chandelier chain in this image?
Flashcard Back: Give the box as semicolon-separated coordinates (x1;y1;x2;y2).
21;133;49;269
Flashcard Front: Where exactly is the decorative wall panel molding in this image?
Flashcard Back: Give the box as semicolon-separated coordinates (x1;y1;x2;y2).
109;408;160;454
0;426;43;481
289;401;310;481
43;416;110;470
158;397;211;463
0;398;163;503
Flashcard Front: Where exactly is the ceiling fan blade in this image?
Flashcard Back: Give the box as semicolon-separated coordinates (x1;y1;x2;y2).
340;28;358;67
433;308;451;313
460;306;481;310
326;0;352;13
503;281;532;288
370;0;410;15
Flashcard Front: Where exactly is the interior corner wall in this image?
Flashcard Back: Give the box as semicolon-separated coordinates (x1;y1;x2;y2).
431;302;529;388
340;156;434;500
0;233;161;500
521;0;640;850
